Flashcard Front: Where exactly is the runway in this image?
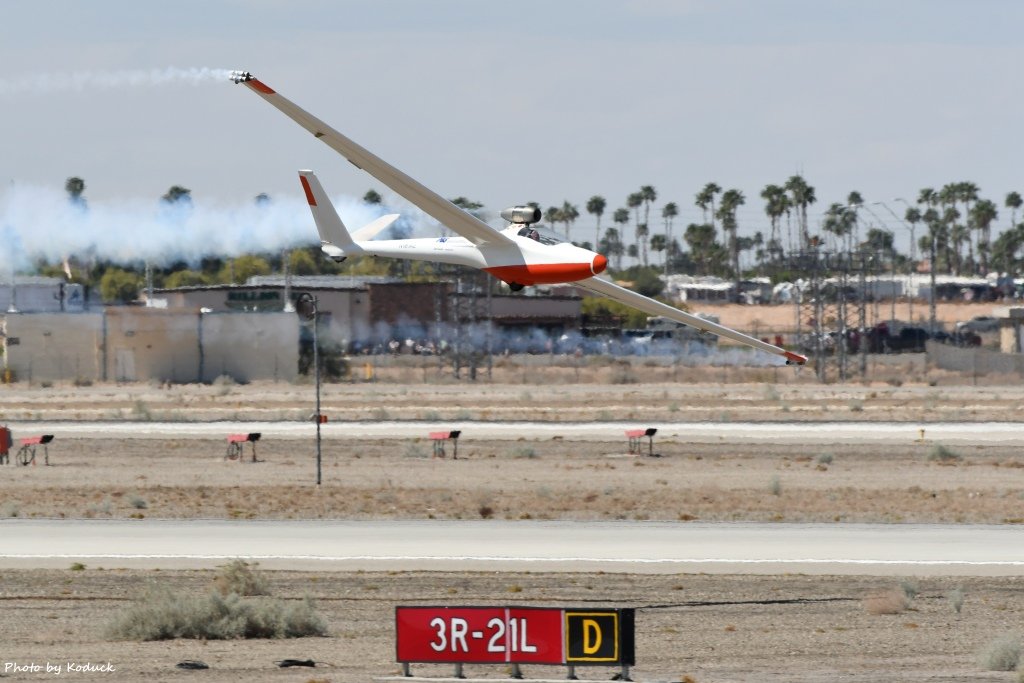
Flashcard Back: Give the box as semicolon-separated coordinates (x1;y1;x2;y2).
3;519;1023;576
5;420;1022;444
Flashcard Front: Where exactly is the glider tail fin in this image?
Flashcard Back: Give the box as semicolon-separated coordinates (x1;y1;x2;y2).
298;170;358;255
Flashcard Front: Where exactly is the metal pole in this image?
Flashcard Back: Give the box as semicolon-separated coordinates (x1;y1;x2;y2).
313;295;322;486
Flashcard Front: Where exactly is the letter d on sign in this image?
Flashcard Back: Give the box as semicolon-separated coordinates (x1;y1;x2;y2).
582;619;602;655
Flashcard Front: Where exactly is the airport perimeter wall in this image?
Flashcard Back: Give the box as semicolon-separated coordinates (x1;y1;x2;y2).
2;310;298;384
926;340;1024;376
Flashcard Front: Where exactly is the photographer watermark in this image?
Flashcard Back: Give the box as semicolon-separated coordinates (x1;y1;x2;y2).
5;661;116;675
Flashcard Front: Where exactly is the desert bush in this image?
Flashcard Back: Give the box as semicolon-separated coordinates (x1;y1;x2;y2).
132;400;152;421
511;446;537;459
928;444;962;463
768;476;782;496
106;588;327;641
403;441;428;459
816;453;834;465
848;399;864;412
864;589;908;615
948;587;965;614
900;579;919;600
214;559;269;597
129;495;148;510
977;633;1021;671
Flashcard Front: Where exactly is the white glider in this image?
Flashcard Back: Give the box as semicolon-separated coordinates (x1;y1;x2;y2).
230;71;805;365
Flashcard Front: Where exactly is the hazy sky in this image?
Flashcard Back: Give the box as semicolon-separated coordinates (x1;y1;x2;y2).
3;0;1024;254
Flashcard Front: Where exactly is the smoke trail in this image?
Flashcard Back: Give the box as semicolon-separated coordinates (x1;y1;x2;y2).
0;183;431;270
0;67;234;96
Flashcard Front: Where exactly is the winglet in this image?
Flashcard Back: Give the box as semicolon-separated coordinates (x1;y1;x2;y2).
784;351;807;366
298;170;357;249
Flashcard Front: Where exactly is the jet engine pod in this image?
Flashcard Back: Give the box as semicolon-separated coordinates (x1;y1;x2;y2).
500;206;542;225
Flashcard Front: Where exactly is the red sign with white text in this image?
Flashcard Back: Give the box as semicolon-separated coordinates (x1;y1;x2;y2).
396;607;563;664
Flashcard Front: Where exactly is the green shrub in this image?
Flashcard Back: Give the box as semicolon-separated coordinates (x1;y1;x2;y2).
928;444;962;463
978;633;1021;671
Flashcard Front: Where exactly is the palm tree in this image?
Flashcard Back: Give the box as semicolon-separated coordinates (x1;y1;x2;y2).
544;206;563;230
161;185;192;205
784;175;815;248
64;176;87;209
970;198;998;274
847;191;864;250
904;206;922;270
611;209;630;269
716;189;745;293
626;192;644;263
640;185;657;236
561;201;579;242
649;234;667;270
661;202;678;276
599;227;625;271
363;189;383;205
685;223;722;275
1005;191;1022;229
586;195;606;249
945;206;964;275
822;203;855;251
957;181;980;272
760;184;789;258
695;182;721;230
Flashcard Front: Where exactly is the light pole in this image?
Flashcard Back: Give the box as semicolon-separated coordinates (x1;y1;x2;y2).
296;293;322;486
862;203;898;322
877;200;916;323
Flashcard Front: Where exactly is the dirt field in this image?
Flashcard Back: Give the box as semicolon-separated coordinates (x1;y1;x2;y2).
2;379;1024;681
2;568;1022;683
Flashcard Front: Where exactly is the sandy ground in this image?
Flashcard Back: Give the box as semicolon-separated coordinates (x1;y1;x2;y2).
2;379;1024;681
2;569;1022;682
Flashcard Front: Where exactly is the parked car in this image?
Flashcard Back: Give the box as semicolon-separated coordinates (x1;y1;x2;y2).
955;316;1000;334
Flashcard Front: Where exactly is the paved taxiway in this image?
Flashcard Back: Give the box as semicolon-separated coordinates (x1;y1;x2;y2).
5;420;1022;444
2;520;1023;576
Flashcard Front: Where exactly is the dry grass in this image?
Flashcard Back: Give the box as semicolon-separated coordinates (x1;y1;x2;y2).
864;589;910;615
977;633;1021;671
106;588;327;641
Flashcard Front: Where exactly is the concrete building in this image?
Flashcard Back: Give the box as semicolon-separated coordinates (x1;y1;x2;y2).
0;277;85;313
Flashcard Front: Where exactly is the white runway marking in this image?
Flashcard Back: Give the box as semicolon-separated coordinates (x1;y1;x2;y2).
3;520;1023;575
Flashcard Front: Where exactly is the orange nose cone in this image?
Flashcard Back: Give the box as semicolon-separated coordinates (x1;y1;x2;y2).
591;253;608;275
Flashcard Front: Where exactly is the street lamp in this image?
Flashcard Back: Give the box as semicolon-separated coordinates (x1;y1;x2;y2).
295;292;322;486
875;200;916;323
861;203;898;322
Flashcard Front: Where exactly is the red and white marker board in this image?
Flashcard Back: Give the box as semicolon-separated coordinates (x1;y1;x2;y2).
395;606;634;666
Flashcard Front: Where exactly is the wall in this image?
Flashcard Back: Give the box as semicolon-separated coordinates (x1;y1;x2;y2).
926;340;1024;376
2;313;104;382
104;309;200;383
2;309;299;384
200;313;299;382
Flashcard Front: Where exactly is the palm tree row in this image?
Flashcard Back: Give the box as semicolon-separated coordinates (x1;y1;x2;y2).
54;176;1024;302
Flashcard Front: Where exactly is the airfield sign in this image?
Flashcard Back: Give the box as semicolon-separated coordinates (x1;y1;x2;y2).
395;606;634;667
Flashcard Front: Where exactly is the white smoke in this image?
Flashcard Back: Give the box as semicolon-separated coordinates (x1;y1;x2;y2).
0;182;410;269
0;67;234;97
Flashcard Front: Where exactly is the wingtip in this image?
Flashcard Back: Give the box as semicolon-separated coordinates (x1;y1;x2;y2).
784;351;808;366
